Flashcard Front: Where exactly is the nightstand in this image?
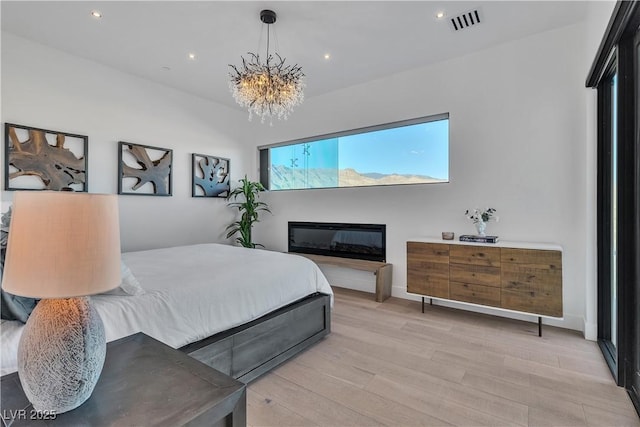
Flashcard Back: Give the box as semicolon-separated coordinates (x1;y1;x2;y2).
1;333;246;426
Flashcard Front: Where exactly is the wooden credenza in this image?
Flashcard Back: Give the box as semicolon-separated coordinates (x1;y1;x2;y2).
407;238;563;320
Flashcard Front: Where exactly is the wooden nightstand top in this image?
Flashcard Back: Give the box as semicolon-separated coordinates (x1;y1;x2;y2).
1;333;246;426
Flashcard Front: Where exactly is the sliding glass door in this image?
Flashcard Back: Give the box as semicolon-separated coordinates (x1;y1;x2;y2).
629;25;640;409
589;1;639;414
597;63;620;376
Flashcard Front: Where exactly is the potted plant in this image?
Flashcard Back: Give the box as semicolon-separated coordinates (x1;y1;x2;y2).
226;175;271;248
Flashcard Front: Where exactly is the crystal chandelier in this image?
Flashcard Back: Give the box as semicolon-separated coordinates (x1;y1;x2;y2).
229;10;305;124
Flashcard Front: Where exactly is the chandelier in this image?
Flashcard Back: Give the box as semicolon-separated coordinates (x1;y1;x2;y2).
229;10;305;124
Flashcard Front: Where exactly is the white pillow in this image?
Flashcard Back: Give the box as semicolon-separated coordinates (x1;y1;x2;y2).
102;261;145;296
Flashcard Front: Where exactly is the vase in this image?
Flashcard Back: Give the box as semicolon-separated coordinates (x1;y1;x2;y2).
475;220;487;236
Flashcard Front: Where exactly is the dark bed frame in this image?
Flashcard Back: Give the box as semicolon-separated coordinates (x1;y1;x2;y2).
180;292;331;383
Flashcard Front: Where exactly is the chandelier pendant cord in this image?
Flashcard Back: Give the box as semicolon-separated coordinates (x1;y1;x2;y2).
266;22;270;58
266;22;271;76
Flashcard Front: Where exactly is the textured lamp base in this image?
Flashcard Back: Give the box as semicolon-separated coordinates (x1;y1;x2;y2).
17;297;106;414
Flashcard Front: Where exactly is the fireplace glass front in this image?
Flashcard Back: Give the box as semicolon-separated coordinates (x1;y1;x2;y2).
288;222;386;262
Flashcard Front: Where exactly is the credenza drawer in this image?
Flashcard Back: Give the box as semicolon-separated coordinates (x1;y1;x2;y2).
450;282;501;307
449;245;500;267
450;263;500;287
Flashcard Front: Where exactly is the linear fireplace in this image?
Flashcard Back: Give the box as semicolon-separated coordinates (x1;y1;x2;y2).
288;222;386;262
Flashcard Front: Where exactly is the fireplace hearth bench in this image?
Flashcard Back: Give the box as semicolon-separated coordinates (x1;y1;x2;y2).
290;253;393;302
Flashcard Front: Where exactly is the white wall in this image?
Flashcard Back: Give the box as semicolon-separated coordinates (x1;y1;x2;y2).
1;14;613;336
249;23;589;333
1;33;253;251
582;1;616;340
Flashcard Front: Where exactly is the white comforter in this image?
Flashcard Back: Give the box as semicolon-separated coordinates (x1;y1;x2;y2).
1;243;332;376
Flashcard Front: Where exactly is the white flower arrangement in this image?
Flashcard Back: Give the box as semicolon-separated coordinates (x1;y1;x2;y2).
465;207;498;224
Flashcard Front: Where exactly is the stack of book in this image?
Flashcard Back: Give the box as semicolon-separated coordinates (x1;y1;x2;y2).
459;235;499;243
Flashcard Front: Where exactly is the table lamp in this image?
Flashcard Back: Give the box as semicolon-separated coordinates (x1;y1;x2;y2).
1;191;121;414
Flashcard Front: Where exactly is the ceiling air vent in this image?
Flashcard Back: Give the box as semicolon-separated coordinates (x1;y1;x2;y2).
450;9;482;31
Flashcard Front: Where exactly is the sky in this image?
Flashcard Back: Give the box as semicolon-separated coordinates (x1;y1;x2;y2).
270;118;449;180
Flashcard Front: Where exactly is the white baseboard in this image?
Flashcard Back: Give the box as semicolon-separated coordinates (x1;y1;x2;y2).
583;318;597;341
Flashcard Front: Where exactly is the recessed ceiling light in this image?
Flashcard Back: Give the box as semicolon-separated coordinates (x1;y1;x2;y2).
436;11;445;19
324;53;331;60
90;10;102;19
188;53;196;60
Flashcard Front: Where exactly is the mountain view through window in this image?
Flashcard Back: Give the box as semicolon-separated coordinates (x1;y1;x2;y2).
265;115;449;190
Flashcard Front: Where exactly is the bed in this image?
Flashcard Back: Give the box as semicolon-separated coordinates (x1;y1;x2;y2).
1;243;333;382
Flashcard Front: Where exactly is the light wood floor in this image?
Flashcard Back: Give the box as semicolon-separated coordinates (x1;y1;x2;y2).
247;287;640;427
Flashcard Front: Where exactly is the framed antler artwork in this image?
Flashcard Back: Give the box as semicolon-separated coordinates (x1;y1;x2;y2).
118;141;172;196
4;123;88;192
191;154;230;198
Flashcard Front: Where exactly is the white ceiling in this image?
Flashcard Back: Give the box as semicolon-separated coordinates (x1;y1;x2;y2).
1;1;587;111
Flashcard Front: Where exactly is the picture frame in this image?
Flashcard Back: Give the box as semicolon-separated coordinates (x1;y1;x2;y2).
118;141;172;196
192;153;230;198
4;123;88;192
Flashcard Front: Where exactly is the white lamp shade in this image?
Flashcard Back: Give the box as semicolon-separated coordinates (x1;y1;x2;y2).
2;191;121;298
